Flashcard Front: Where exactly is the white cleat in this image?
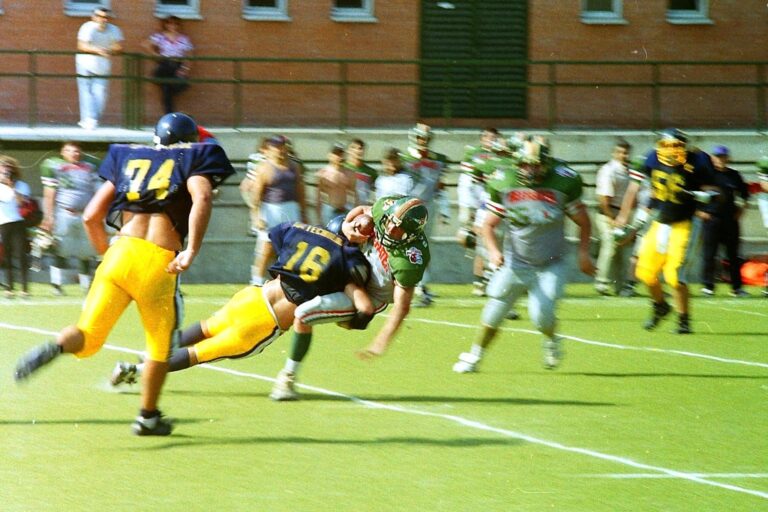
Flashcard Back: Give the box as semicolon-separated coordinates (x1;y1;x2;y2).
270;370;299;401
542;337;563;370
110;361;138;386
452;352;481;374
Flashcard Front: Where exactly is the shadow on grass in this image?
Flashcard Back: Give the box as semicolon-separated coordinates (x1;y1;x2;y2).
130;435;525;451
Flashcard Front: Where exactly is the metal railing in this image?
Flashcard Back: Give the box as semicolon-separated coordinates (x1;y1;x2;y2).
1;50;765;130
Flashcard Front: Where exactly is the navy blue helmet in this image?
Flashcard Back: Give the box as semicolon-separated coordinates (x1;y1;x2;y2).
154;112;199;146
326;214;347;237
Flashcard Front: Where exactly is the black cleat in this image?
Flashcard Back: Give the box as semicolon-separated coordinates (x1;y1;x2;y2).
643;301;671;331
132;413;174;436
676;314;692;334
14;342;61;381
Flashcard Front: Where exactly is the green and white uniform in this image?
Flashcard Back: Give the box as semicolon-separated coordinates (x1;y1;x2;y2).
485;158;583;266
346;161;378;206
40;155;101;259
481;158;584;332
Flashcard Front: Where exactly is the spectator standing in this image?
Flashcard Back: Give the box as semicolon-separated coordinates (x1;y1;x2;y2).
700;145;750;297
14;113;235;436
315;143;355;225
241;137;269;236
75;8;123;130
39;141;101;295
242;135;307;285
142;16;194;114
594;140;632;295
345;139;377;205
374;148;414;199
0;155;32;298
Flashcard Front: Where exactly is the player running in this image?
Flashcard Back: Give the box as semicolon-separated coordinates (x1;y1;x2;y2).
453;137;594;373
14;112;235;436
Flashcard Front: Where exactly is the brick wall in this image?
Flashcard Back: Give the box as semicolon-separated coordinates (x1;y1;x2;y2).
0;1;765;128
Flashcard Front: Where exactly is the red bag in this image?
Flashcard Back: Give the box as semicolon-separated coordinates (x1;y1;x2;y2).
19;197;43;228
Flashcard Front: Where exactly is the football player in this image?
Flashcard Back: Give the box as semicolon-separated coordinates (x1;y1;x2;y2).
14;112;235;436
615;129;716;334
39;140;102;295
270;195;430;401
457;127;500;296
400;123;448;306
110;220;374;386
453;138;594;373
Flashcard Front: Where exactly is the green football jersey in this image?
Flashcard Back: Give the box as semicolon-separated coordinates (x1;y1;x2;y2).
484;158;584;266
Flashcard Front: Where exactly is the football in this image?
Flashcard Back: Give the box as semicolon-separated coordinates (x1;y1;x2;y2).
355;214;374;237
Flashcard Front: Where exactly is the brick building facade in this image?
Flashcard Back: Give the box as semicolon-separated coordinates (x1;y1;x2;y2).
0;1;765;129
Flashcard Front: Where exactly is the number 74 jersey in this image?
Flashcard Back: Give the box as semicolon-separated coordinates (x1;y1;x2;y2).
100;142;235;239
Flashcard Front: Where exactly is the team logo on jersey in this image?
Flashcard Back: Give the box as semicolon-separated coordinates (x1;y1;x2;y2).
405;246;423;265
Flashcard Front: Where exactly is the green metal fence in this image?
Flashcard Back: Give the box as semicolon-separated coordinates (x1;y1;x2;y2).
0;50;765;130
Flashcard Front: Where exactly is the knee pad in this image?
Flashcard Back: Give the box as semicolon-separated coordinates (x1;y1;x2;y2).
481;298;513;329
485;267;516;299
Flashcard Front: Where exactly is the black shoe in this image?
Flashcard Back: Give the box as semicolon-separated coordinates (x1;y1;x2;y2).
132;413;174;436
676;314;692;334
643;301;671;331
14;342;61;381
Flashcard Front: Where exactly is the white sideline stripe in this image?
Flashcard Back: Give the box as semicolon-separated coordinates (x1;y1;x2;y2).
3;321;767;501
582;473;768;480
404;318;768;369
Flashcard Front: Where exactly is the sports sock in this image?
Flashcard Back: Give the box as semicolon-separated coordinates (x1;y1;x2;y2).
168;348;192;372
469;344;485;358
289;332;313;363
284;359;301;374
178;323;205;348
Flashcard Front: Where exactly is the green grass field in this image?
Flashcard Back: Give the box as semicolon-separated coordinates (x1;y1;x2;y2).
2;283;766;511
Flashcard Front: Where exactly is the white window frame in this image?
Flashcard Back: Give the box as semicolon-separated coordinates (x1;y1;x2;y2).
64;0;110;17
331;0;377;23
243;0;291;22
667;0;712;25
155;0;202;20
580;0;626;25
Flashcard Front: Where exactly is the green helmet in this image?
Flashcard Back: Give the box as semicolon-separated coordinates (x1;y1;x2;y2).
756;155;768;171
371;195;428;249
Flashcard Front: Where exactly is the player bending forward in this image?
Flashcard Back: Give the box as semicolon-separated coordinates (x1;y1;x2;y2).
270;194;431;401
110;220;374;385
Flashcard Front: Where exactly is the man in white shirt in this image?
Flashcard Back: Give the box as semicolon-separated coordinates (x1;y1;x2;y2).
594;140;632;295
76;8;124;130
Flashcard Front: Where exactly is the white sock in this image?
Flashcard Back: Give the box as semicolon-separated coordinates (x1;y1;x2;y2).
78;274;91;289
50;266;64;286
469;344;484;358
284;359;301;375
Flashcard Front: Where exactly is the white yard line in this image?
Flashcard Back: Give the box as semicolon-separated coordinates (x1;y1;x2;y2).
580;473;768;480
2;320;767;501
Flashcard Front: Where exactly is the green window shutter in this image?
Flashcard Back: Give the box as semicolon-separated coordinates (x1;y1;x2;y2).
420;0;528;119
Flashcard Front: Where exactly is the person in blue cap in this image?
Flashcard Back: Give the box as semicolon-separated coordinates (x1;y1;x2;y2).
699;145;751;297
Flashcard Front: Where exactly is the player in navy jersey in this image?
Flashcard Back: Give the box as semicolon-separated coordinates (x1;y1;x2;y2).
14;112;235;436
616;129;716;334
109;221;373;385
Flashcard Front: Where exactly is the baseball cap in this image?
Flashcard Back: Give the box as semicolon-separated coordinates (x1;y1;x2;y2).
712;145;730;157
330;142;346;155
